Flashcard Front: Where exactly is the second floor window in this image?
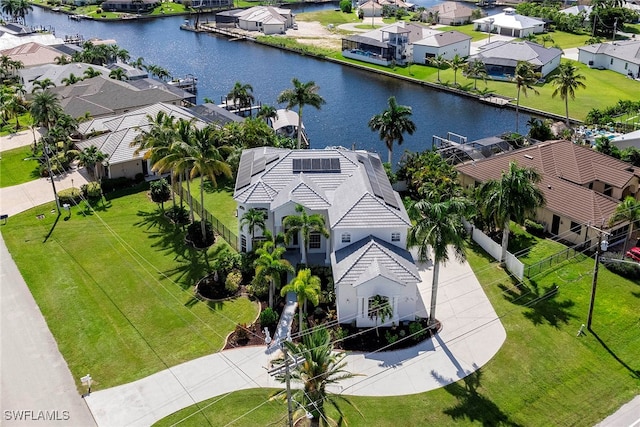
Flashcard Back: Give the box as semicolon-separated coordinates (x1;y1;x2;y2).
309;232;321;249
391;232;401;242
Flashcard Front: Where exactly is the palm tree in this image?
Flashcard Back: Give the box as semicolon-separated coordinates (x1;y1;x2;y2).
54;55;70;65
283;204;329;265
428;54;447;82
30;90;62;131
227;81;255;115
254;241;294;308
408;196;469;326
368;96;416;165
14;0;32;22
240;208;266;249
0;0;17;20
31;78;55;93
272;326;361;427
609;196;640;254
257;104;278;125
109;68;128;81
549;63;586;127
280;268;321;327
61;73;82;86
477;161;545;263
277;78;326;149
466;59;488;91
368;294;393;336
188;125;232;241
79;145;109;179
541;34;555;47
83;66;102;79
130;56;145;69
512;61;540;134
447;54;466;87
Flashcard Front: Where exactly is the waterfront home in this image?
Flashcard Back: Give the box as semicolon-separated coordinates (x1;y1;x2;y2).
234;147;421;327
215;6;295;35
469;40;562;79
19;62;111;94
342;21;468;66
0;42;70;68
358;0;383;18
612;130;640;150
101;0;158;13
473;8;545;38
423;2;476;26
75;103;205;179
578;40;640;79
0;22;65;50
456;139;638;246
412;31;472;64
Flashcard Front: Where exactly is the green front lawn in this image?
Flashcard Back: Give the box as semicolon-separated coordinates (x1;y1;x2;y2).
0;185;258;390
183;177;238;232
155;235;640;426
296;10;360;26
0;146;41;188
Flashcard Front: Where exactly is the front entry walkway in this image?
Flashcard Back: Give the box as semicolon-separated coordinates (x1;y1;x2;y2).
84;251;506;426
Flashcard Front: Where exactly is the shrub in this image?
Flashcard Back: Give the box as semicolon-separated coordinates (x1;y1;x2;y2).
164;205;189;224
186;220;214;248
225;269;242;294
259;307;278;330
333;326;348;341
235;324;248;342
602;258;640;280
408;321;426;341
57;187;82;204
339;0;351;13
96;7;102;13
149;178;171;206
101;176;133;193
525;219;545;237
81;182;102;202
385;330;398;344
134;173;144;183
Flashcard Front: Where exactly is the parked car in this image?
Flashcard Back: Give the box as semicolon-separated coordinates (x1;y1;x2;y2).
625;247;640;262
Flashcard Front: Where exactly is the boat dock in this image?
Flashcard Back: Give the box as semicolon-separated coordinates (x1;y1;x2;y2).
180;23;255;41
480;94;512;107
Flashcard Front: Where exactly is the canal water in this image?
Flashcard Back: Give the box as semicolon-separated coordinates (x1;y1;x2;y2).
25;5;531;163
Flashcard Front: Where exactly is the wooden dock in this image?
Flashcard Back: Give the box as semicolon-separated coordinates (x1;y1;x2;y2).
480;94;512;107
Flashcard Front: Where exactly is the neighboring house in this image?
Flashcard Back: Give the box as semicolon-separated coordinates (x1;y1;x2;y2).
412;31;472;63
75;103;205;179
469;40;562;78
0;42;69;68
234;147;421;327
456;139;639;246
0;23;65;50
105;62;148;81
358;0;384;18
578;40;640;79
101;0;158;12
473;8;545;38
215;6;295;34
343;21;468;65
612;129;640;150
48;75;189;119
424;2;476;25
19;63;111;93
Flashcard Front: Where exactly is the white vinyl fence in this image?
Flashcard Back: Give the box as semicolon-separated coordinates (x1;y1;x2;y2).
463;219;524;280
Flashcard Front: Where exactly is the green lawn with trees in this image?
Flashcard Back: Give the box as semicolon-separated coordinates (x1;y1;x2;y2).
0;145;40;187
0;187;258;390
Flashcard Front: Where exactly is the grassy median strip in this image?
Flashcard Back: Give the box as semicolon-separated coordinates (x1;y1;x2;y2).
154;235;640;426
0;186;258;390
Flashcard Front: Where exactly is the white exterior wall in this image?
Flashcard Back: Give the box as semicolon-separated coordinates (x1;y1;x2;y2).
238;19;261;31
237;202;273;252
540;55;561;77
337;276;418;327
263;22;285;35
273;204;330;256
108;159;143;179
412;39;470;63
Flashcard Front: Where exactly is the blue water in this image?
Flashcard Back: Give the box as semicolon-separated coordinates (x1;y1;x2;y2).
26;6;530;163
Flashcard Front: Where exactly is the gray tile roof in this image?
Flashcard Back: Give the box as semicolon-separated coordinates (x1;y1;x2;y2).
332;235;419;286
271;173;331;210
234;181;279;204
472;40;561;67
578;40;640;65
331;192;410;228
413;30;471;47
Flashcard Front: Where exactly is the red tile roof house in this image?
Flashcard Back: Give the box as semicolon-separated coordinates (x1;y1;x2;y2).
456;140;640;248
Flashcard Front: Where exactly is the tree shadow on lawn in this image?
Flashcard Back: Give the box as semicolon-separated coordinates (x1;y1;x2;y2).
202;177;234;194
508;232;537;258
433;368;523;427
589;329;640;379
499;279;576;328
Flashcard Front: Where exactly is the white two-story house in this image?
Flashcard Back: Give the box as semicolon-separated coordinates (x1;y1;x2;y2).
234;147;421;328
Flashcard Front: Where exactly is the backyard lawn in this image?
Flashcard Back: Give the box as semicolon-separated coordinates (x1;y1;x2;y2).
182;176;238;232
0;185;258;390
154;234;640;426
0;146;40;188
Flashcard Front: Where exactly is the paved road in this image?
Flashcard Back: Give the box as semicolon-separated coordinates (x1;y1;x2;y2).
596;395;640;427
0;233;96;427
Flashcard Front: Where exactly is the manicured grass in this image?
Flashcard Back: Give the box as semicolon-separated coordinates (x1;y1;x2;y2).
154;235;640;426
183;177;238;232
0;146;40;188
0;185;258;390
296;10;360;26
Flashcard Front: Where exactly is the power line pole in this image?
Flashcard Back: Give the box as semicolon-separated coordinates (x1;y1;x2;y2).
587;223;609;330
43;142;61;216
283;344;293;427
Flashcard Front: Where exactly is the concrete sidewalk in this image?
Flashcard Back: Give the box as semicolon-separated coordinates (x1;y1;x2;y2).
84;251;506;426
0;129;42;151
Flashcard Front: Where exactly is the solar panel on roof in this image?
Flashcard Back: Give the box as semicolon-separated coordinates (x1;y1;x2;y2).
302;158;312;170
292;157;341;173
359;155;382;198
370;155;399;209
236;151;254;190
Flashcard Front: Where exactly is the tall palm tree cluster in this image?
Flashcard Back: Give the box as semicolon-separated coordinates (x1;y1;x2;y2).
71;41;130;66
0;0;32;22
